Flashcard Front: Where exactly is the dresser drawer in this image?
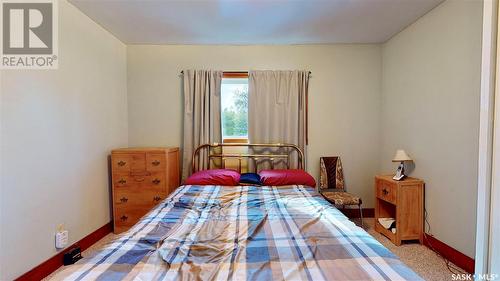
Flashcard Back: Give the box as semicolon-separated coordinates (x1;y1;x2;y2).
113;190;168;232
114;189;167;207
113;172;166;190
146;153;166;172
114;205;150;229
377;180;397;204
112;154;131;173
112;153;146;173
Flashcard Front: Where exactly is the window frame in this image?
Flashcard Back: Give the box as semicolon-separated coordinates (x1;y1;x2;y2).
223;72;248;79
221;72;249;144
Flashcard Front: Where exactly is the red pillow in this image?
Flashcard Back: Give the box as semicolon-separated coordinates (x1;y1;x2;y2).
184;169;240;186
259;169;316;187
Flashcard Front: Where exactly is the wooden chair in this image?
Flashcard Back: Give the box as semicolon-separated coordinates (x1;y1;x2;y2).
318;156;364;227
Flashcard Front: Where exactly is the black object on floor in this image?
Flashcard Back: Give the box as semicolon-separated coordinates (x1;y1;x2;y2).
63;246;82;265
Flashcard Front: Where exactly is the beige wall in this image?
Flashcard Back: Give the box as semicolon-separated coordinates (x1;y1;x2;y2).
380;0;482;258
0;0;128;279
127;44;382;208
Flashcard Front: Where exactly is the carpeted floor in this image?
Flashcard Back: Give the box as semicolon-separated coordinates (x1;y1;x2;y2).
363;218;464;281
45;218;464;280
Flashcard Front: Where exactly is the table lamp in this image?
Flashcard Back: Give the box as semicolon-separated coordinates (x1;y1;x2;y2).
392;149;412;180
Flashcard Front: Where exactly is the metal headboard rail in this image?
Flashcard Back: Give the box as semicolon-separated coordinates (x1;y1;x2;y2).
192;143;304;173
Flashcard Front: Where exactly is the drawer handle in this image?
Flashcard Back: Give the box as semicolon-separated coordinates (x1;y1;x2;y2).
153;196;161;202
120;197;128;203
382;188;389;195
134;177;145;182
120;215;128;221
118;179;126;185
152;160;161;166
152;178;161;185
117;160;126;166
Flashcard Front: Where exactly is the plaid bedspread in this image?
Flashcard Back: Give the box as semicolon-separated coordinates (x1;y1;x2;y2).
52;185;422;281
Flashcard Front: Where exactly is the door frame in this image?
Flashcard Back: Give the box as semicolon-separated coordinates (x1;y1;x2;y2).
476;0;498;275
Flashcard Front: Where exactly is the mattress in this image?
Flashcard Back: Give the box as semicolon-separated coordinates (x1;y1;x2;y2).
52;185;422;280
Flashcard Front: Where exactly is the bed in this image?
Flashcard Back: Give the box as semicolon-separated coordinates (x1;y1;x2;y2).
52;144;422;281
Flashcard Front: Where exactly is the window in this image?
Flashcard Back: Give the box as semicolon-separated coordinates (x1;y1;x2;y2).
221;73;248;142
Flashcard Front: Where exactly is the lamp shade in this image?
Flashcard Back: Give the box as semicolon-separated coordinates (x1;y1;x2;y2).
392;149;412;162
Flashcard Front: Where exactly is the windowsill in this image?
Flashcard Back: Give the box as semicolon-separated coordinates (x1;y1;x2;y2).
223;138;249;144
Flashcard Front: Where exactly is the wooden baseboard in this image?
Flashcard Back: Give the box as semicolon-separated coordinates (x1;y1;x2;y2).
340;207;375;218
423;233;475;274
15;222;112;281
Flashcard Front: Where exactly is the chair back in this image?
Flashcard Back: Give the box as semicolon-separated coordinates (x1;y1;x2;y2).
319;156;345;191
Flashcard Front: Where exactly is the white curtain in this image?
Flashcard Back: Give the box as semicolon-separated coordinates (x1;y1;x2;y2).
248;70;309;170
182;70;223;180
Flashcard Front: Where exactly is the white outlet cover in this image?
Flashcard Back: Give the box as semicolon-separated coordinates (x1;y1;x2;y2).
55;230;69;249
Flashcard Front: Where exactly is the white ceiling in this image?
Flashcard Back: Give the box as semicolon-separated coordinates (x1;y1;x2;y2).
69;0;444;45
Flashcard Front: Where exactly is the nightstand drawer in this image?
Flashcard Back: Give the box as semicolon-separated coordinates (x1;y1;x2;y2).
377;180;397;204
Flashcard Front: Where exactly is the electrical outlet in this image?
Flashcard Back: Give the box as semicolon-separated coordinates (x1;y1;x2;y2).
55;224;68;249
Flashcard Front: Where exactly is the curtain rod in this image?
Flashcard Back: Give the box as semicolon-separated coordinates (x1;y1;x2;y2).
180;70;312;75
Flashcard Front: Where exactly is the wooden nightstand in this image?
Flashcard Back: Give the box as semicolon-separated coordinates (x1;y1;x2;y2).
374;175;424;246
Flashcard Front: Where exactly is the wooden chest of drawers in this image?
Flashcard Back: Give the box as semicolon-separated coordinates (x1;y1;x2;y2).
374;175;424;246
111;147;179;233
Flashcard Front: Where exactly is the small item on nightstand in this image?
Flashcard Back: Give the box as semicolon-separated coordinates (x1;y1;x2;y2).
392;149;413;181
378;218;396;233
378;218;395;229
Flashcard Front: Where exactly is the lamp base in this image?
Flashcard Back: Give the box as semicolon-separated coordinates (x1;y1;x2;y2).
393;162;405;181
393;174;405;181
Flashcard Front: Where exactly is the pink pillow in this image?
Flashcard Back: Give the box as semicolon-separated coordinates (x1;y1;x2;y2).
259;169;316;187
184;169;240;186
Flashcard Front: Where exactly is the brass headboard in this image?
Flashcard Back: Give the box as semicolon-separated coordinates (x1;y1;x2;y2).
192;143;304;173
